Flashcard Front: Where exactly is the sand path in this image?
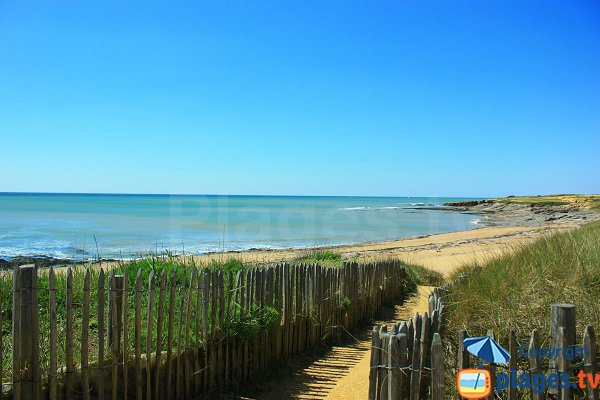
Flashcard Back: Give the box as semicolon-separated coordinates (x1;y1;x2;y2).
232;224;572;399
323;286;433;400
235;286;433;400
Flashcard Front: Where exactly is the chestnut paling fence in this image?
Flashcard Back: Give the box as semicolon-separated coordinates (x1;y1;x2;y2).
368;287;446;400
1;260;408;400
452;304;598;400
369;287;599;400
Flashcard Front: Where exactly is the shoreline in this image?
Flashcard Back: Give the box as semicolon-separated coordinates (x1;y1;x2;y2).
0;203;484;267
0;222;483;268
0;225;578;277
2;198;598;274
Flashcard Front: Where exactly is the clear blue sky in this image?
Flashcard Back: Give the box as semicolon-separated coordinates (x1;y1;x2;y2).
1;1;598;197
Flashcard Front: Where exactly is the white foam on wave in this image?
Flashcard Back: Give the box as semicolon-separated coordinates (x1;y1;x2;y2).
338;206;404;211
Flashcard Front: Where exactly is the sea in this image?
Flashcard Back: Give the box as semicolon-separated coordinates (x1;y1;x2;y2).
0;193;483;261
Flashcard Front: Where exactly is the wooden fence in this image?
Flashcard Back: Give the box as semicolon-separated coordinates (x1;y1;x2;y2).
456;304;598;400
368;285;599;400
1;260;408;399
368;287;447;400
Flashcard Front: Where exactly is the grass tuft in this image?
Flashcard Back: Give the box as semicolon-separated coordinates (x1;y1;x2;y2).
403;262;445;287
294;250;343;267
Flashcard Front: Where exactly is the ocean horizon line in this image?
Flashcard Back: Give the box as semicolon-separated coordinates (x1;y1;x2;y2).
0;191;486;199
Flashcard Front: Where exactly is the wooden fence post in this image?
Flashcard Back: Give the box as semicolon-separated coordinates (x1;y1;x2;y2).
114;275;125;350
528;329;544;400
97;269;106;400
122;271;129;399
48;267;58;400
166;270;177;400
109;271;119;400
583;325;598;400
146;271;156;400
409;314;422;400
431;333;444;400
108;274;124;347
457;329;469;371
369;326;380;400
456;330;470;400
557;327;570;400
397;333;408;399
379;326;389;400
12;265;40;400
388;335;401;400
419;313;431;398
134;270;143;400
66;267;74;400
81;269;91;400
550;304;576;395
155;271;167;399
379;332;392;400
12;266;21;400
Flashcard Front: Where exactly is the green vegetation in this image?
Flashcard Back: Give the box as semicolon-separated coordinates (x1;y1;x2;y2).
446;220;600;343
529;200;571;207
341;296;352;311
223;305;280;341
498;194;600;210
0;256;257;380
294;250;343;267
292;250;443;290
500;199;571;207
292;250;442;298
403;262;445;288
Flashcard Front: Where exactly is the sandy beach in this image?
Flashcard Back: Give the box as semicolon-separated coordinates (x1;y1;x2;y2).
23;224;572;279
180;225;563;276
178;196;600;276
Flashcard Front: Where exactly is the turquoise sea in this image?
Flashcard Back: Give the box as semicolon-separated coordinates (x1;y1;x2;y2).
0;193;483;260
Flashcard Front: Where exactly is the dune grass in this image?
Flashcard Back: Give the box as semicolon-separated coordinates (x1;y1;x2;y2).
446;220;600;345
294;250;344;267
404;262;446;287
499;194;600;210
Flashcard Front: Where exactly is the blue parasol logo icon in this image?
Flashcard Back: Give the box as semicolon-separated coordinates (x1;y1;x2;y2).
464;336;510;364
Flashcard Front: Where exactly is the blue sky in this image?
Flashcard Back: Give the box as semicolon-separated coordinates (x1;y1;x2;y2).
1;1;598;197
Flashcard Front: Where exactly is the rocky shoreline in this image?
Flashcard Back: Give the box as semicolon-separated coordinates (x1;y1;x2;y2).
0;255;114;270
443;199;599;227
